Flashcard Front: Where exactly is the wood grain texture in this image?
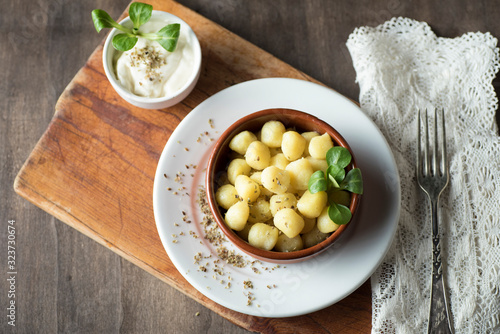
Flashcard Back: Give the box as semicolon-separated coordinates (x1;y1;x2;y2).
2;0;499;333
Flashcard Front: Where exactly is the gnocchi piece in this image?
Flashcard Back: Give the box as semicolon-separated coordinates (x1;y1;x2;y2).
274;234;304;252
305;156;328;173
285;158;314;191
229;130;257;155
270;153;290;170
309;133;334;159
227;158;251;184
261;121;286;148
317;206;341;233
249;172;274;197
269;193;297;216
248;197;273;224
234;174;261;203
225;201;249;231
273;208;305;238
297;190;328;218
329;190;351;207
301;131;320;156
281;131;306;161
261;166;291;194
245;141;271;170
302;226;330;248
215;184;239;210
248;223;279;250
300;216;316;234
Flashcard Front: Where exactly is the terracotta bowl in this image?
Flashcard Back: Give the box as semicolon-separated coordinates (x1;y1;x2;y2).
205;108;361;263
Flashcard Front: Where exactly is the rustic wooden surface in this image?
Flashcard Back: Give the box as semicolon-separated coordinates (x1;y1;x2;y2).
1;1;499;333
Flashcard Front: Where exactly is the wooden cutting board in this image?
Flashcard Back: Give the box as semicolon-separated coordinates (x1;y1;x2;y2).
14;0;371;332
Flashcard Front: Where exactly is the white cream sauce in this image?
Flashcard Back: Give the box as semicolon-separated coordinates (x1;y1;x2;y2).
114;18;195;98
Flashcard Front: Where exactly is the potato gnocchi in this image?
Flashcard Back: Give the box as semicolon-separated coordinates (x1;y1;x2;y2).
215;120;350;252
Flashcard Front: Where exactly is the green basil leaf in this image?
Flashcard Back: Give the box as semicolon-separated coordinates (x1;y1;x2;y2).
92;9;121;32
328;203;352;225
155;23;181;52
112;34;138;51
129;2;152;31
339;168;363;194
326;147;352;169
308;170;327;194
327;164;345;184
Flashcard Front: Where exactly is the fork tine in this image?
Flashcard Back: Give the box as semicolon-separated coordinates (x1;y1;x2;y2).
417;109;421;176
440;108;447;176
424;109;430;176
433;109;439;176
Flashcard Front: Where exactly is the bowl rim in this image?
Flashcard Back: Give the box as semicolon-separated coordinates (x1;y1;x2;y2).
205;108;362;262
102;10;202;104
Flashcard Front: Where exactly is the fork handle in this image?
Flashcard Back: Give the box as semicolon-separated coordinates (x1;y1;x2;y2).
428;200;454;334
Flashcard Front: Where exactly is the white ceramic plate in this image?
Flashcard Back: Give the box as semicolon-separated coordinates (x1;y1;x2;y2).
153;78;400;318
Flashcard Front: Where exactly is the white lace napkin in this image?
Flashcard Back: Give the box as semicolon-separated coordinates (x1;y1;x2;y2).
346;17;500;333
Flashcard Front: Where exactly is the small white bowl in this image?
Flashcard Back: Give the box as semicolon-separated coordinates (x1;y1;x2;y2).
102;10;202;109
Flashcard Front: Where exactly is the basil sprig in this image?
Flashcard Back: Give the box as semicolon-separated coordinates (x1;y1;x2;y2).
308;146;363;225
92;2;180;52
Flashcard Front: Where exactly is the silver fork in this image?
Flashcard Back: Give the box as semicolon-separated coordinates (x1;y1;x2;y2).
416;109;454;334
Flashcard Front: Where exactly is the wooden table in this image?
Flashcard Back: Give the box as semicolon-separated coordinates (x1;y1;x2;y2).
2;0;499;333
